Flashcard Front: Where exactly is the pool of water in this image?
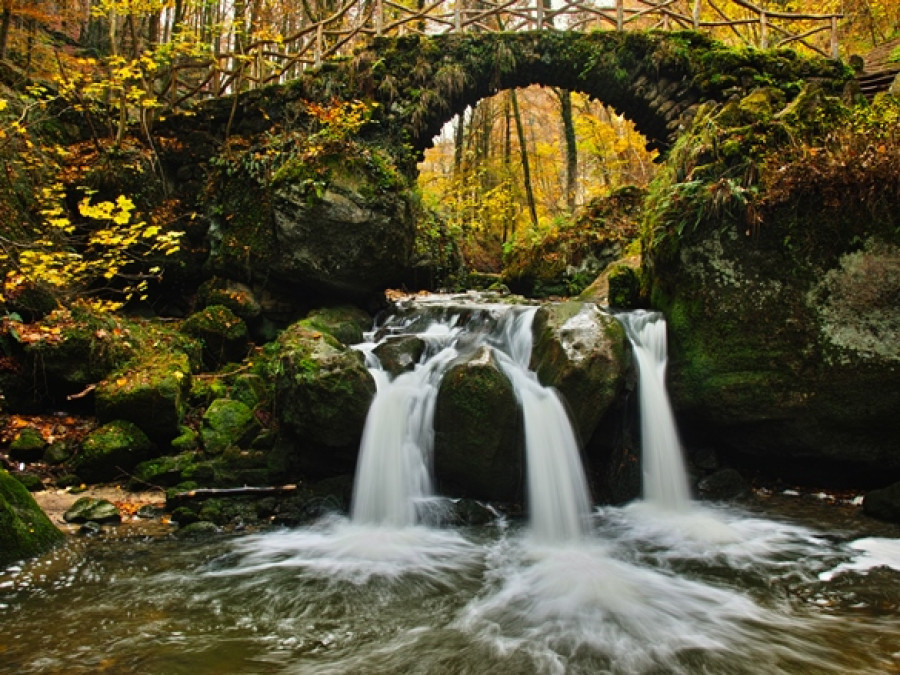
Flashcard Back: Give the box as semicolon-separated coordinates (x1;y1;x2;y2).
2;493;900;674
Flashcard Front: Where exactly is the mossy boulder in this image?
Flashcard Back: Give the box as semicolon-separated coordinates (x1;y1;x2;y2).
300;306;372;346
62;496;121;524
530;302;630;444
273;322;376;476
200;398;260;454
95;352;192;444
130;452;200;488
433;346;521;502
71;420;155;483
9;427;47;461
0;468;65;566
180;305;249;369
197;278;262;321
0;308;141;411
644;91;900;483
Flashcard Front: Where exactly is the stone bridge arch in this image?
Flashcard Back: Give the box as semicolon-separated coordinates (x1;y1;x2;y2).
347;30;849;158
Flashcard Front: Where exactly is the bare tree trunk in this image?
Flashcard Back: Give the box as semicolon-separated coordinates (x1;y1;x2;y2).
510;89;538;230
557;88;577;213
0;5;12;61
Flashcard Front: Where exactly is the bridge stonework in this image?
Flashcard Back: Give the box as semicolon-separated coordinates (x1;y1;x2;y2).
348;30;851;159
168;29;852;171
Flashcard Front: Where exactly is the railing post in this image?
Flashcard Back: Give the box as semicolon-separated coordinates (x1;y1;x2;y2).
692;0;700;30
536;0;543;30
831;15;839;59
375;0;383;37
315;22;323;67
616;0;623;31
760;11;767;49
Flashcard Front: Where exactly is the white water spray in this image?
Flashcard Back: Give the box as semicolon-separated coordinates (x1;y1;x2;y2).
618;310;692;511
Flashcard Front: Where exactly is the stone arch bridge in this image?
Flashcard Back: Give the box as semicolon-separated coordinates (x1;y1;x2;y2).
175;29;851;167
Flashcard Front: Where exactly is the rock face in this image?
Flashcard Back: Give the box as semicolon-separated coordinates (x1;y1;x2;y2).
0;469;65;566
652;233;900;483
433;346;522;502
273;323;376;477
530;302;630;445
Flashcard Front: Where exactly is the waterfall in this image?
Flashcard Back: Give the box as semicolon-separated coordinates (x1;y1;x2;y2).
350;301;592;539
618;310;692;511
351;322;460;527
494;308;592;542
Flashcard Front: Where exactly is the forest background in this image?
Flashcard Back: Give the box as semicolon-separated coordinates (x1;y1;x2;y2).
0;0;898;307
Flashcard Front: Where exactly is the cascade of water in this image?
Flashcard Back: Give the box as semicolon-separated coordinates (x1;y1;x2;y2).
495;308;592;542
351;301;593;539
617;310;692;511
350;323;460;527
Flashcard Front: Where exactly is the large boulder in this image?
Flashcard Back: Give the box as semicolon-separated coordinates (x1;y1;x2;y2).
70;420;155;483
642;90;900;485
0;469;65;566
273;322;376;476
530;302;630;445
95;352;192;444
205;145;415;306
433;346;522;501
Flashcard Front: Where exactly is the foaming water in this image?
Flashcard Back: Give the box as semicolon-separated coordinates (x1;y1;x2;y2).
454;532;838;675
212;515;483;585
819;536;900;581
3;501;900;674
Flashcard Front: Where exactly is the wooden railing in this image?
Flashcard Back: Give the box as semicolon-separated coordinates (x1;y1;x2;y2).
164;0;844;106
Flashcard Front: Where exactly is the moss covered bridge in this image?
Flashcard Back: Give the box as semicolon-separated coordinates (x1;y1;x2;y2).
171;30;852;166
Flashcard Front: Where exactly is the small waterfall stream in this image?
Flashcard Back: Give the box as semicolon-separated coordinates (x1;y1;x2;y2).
618;310;693;511
351;301;591;539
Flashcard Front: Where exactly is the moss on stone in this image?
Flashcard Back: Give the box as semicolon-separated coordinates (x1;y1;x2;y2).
95;351;192;444
180;305;250;369
0;468;64;566
200;398;259;454
71;420;155;483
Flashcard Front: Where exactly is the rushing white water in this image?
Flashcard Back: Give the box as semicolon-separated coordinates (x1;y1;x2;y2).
350;342;459;527
493;308;592;542
618;310;693;511
351;301;593;542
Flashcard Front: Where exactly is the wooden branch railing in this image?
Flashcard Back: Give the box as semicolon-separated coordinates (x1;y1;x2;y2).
154;0;844;111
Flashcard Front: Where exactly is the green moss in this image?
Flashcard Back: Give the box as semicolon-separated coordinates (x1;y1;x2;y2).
201;398;259;454
0;468;64;566
72;420;155;483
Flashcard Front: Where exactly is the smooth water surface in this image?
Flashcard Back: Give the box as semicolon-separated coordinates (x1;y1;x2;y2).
3;496;900;674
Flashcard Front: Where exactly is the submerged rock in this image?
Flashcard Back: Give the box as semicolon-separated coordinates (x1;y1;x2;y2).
0;469;65;565
863;482;900;523
434;346;522;502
